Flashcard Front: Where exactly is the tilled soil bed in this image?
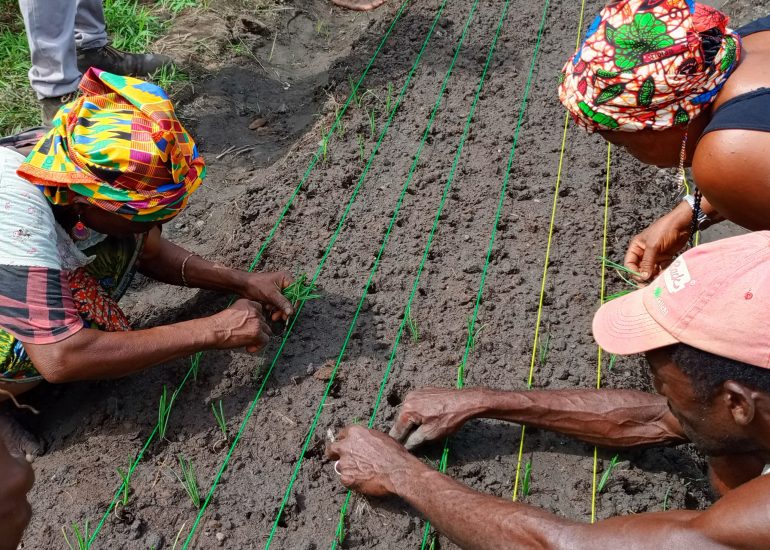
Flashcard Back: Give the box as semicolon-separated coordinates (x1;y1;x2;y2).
17;0;768;548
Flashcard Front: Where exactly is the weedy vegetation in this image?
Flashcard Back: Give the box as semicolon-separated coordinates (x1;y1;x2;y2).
597;454;620;493
175;454;202;508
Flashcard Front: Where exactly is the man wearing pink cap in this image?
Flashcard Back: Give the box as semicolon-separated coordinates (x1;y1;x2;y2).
327;231;770;548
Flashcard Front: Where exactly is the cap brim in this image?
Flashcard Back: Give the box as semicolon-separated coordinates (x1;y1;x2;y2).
592;288;678;355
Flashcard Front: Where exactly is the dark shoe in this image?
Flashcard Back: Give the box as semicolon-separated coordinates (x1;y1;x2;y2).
39;92;78;126
77;44;174;77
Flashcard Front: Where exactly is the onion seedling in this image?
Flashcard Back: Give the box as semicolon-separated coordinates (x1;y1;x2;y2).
212;399;227;441
537;333;551;367
368;106;377;139
62;520;90;550
662;485;672;511
597;454;620;493
175;454;201;508
348;75;361;107
406;308;420;343
282;273;321;308
158;385;176;440
385;81;394;115
116;461;132;507
467;317;484;351
608;354;618;371
600;256;641;291
356;133;366;164
521;460;532;498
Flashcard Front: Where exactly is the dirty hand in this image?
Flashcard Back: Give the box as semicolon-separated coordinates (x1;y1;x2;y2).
331;0;387;11
389;387;485;449
325;425;423;497
210;299;273;352
238;271;294;322
0;440;34;550
624;203;692;284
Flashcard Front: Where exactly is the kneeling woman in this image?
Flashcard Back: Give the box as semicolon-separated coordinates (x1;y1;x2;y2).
0;70;293;452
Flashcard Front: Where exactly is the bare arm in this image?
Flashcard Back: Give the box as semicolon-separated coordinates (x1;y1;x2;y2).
23;300;271;383
138;229;294;321
328;426;770;550
390;387;687;449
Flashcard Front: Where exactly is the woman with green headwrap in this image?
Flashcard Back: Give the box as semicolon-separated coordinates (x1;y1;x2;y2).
0;69;294;456
559;1;770;282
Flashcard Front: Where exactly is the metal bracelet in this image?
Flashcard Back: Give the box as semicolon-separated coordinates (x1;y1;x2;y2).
180;253;196;287
683;193;709;228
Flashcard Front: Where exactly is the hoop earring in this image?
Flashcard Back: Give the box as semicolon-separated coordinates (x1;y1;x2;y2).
71;215;91;241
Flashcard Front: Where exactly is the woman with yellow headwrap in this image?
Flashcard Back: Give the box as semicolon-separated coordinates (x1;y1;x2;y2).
558;0;770;281
0;69;294;456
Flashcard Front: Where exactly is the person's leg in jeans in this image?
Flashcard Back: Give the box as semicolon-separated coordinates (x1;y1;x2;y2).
74;0;108;51
18;0;79;100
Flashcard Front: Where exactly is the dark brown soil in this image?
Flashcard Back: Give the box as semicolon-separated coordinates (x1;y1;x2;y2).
16;0;767;549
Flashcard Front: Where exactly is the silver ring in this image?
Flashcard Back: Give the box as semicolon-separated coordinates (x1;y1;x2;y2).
334;460;342;476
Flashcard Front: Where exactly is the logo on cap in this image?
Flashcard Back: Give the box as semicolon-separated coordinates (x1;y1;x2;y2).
664;257;691;294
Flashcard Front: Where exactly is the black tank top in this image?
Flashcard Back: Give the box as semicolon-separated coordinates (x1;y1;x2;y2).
702;15;770;136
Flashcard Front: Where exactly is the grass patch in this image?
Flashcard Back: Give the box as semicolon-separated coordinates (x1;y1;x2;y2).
0;0;200;134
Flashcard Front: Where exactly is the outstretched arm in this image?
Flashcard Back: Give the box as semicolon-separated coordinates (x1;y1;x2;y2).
390;387;687;450
327;426;770;550
138;228;294;321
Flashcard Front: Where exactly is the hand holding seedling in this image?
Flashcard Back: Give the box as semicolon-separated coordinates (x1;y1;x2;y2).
623;201;693;283
389;387;486;449
325;425;423;497
0;440;34;550
208;299;273;353
236;270;295;322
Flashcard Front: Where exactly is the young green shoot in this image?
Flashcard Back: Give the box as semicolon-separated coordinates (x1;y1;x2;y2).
319;128;330;164
467;317;483;351
385;81;394;115
537;333;551;368
356;133;366;163
368;106;377;140
348;75;361;107
406;308;420;343
334;105;346;138
62;520;90;550
282;273;321;308
158;385;175;440
521;460;532;498
597;454;620;493
600;256;641;290
116;460;132;507
211;399;227;441
176;454;201;508
608;353;618;371
662;485;672;511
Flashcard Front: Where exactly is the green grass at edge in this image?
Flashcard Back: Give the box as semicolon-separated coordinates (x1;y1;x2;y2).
0;0;198;135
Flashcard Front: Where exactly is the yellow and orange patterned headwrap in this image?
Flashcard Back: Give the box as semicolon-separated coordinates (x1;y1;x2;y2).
558;0;741;132
17;68;205;222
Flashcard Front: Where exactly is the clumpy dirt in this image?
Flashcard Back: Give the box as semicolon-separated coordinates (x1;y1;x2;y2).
15;0;767;548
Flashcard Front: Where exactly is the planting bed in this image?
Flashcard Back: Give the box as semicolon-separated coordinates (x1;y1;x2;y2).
16;0;768;548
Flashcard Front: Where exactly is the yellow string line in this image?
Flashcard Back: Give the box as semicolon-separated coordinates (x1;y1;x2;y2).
590;143;612;522
512;0;588;501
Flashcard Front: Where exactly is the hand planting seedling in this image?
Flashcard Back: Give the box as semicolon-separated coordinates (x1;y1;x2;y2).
281;273;321;309
406;307;420;343
520;460;533;498
62;519;90;550
212;399;228;442
597;454;620;493
175;454;202;508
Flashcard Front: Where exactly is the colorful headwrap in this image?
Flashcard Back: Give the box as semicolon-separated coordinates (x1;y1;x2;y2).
558;0;741;132
17;68;205;222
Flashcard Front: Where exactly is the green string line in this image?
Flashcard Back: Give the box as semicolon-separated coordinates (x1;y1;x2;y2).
419;0;550;546
181;3;445;547
86;2;411;546
511;0;588;503
590;143;612;523
328;0;483;545
261;3;452;547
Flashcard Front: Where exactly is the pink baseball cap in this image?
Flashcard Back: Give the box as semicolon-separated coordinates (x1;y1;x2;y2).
593;231;770;369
